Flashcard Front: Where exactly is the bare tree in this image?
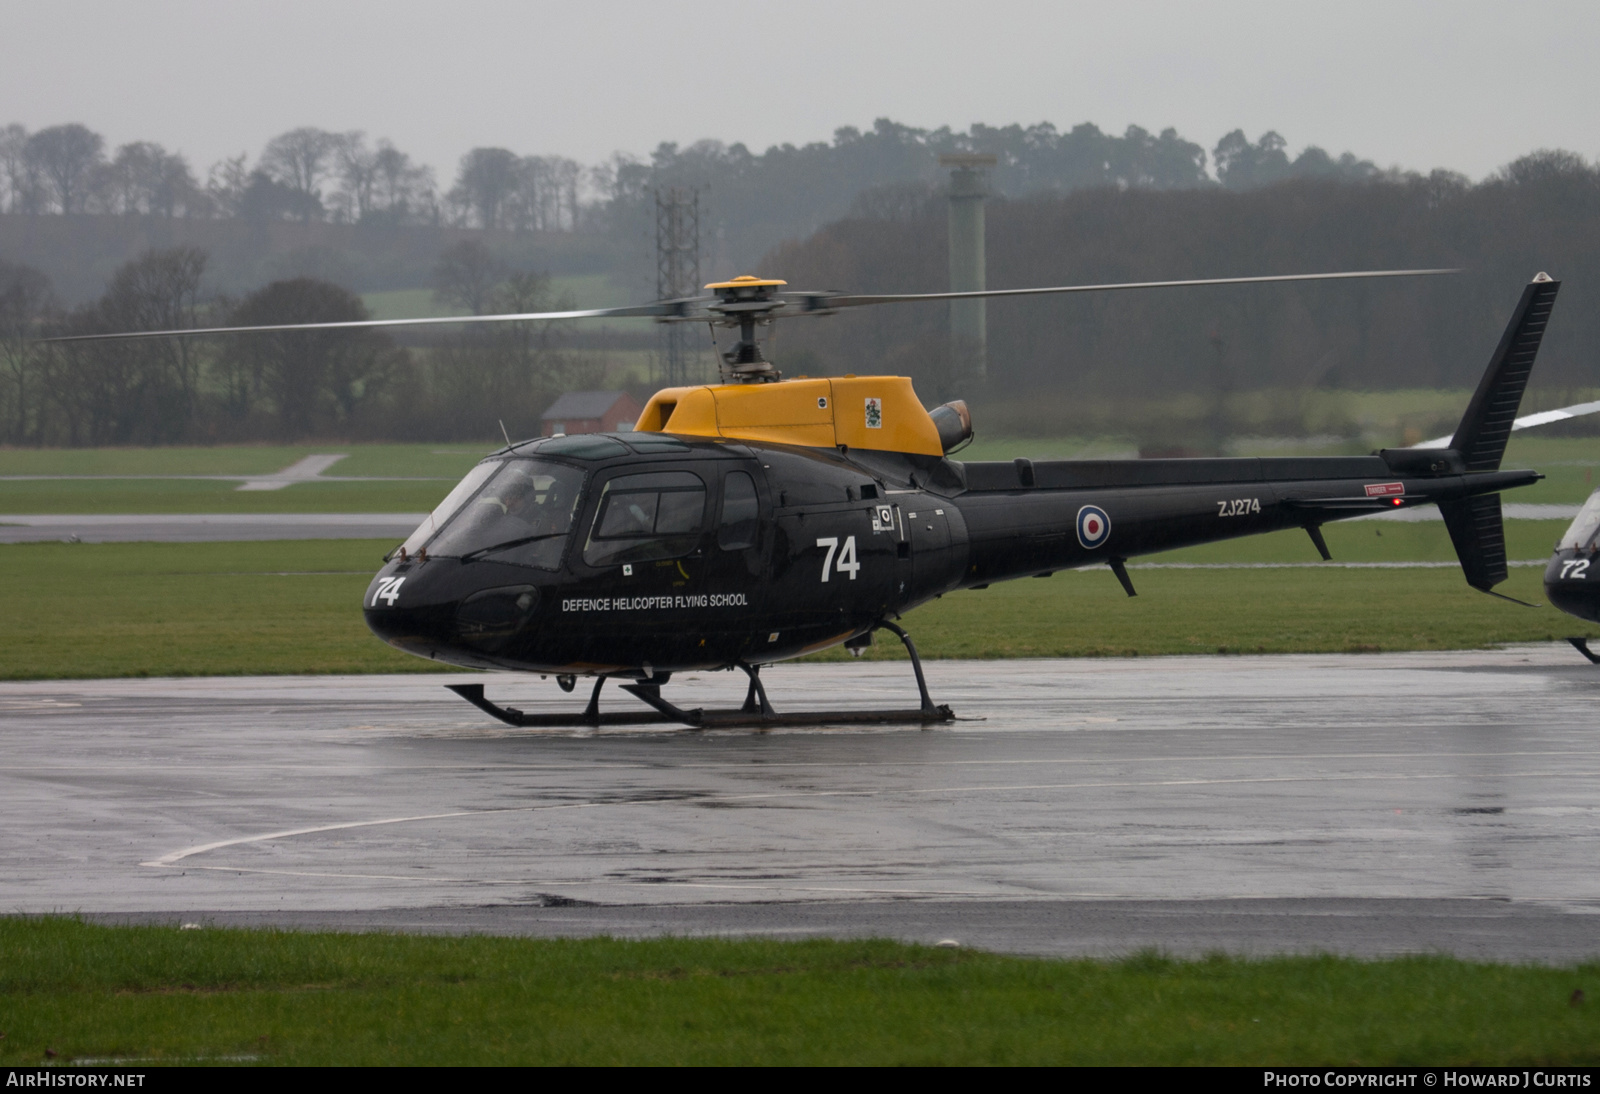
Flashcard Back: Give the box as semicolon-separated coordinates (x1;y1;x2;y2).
0;261;53;444
432;239;505;315
25;124;105;213
92;142;197;216
331;131;377;222
0;124;38;214
449;147;520;229
152;149;204;217
259;127;338;220
372;140;436;223
492;270;573;378
206;153;251;218
590;151;648;205
100;247;209;416
50;248;212;444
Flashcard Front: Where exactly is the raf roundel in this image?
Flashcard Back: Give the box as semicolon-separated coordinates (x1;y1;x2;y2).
1076;505;1111;549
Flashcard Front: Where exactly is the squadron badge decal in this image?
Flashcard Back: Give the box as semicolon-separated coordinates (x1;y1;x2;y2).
864;397;883;428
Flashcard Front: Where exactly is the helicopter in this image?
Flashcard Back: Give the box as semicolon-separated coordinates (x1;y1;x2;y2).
49;268;1561;728
1545;490;1600;661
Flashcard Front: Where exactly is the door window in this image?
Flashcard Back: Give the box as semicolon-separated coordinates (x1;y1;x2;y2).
717;470;760;550
583;471;707;567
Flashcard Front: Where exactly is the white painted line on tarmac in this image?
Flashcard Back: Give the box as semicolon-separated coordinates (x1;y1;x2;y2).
143;808;532;867
237;454;348;491
145;768;1598;870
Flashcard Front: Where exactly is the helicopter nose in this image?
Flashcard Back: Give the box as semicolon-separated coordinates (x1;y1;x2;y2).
1546;580;1600;624
1545;553;1600;624
362;564;457;654
364;565;545;658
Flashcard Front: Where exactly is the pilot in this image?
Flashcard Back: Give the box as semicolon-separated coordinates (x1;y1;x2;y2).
478;476;537;522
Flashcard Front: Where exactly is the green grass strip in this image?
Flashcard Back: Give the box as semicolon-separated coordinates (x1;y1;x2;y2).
0;539;433;679
1;529;1594;680
0;919;1596;1065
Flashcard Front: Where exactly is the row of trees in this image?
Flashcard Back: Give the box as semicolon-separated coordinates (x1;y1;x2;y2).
0;117;1413;296
0;246;587;446
768;149;1600;417
0;124;441;226
0;118;1381;231
8;146;1598;447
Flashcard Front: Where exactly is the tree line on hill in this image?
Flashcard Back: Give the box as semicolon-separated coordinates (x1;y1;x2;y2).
3;147;1598;449
770;149;1600;437
0;118;1384;288
0;241;591;446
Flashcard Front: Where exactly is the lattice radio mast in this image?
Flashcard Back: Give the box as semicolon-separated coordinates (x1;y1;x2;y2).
654;187;702;387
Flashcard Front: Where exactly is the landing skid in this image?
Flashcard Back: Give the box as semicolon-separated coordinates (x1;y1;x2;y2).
1567;637;1600;664
445;623;954;729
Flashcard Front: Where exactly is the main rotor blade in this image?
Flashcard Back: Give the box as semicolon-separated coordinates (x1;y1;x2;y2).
37;301;693;344
1411;398;1600;450
822;268;1461;309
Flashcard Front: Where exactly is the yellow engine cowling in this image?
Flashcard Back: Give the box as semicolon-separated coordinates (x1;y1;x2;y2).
634;376;945;457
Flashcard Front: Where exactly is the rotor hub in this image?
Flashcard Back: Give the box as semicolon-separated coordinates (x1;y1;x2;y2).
706;276;788;383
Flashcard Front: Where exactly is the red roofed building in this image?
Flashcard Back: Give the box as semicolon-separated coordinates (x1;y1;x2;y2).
540;390;645;437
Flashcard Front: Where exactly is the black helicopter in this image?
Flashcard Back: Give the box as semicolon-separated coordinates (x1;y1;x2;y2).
1547;493;1600;659
52;269;1560;727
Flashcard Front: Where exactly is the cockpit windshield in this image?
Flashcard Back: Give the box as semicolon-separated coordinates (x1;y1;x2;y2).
1560;489;1600;551
404;458;586;570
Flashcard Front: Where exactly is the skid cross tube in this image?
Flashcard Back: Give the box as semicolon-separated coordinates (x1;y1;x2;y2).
445;626;954;728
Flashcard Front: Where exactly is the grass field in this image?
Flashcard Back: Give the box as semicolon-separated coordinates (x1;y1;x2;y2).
0;919;1594;1066
0;443;488;514
0;477;452;514
0;442;488;480
0;436;1592;679
0;522;1588;680
0;540;423;679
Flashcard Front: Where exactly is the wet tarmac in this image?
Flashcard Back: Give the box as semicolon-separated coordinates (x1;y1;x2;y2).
6;647;1600;960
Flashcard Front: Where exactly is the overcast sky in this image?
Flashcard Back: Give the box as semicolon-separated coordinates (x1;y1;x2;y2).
4;0;1595;183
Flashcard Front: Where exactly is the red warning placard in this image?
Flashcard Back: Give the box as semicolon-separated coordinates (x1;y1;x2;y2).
1364;482;1405;497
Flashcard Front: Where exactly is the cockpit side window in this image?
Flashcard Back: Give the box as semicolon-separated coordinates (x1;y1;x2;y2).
583;470;706;567
422;459;586;570
1560;490;1600;551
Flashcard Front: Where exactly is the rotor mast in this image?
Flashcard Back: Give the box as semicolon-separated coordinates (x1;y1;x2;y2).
705;276;789;383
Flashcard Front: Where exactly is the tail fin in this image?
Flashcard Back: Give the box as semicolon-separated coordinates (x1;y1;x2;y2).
1439;273;1560;594
1449;273;1560;471
1439;493;1507;592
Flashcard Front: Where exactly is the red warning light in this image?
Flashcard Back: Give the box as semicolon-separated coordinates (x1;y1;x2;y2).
1392;498;1403;506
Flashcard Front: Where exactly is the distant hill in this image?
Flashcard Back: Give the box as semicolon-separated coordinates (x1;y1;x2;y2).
0;214;638;303
770;154;1600;403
